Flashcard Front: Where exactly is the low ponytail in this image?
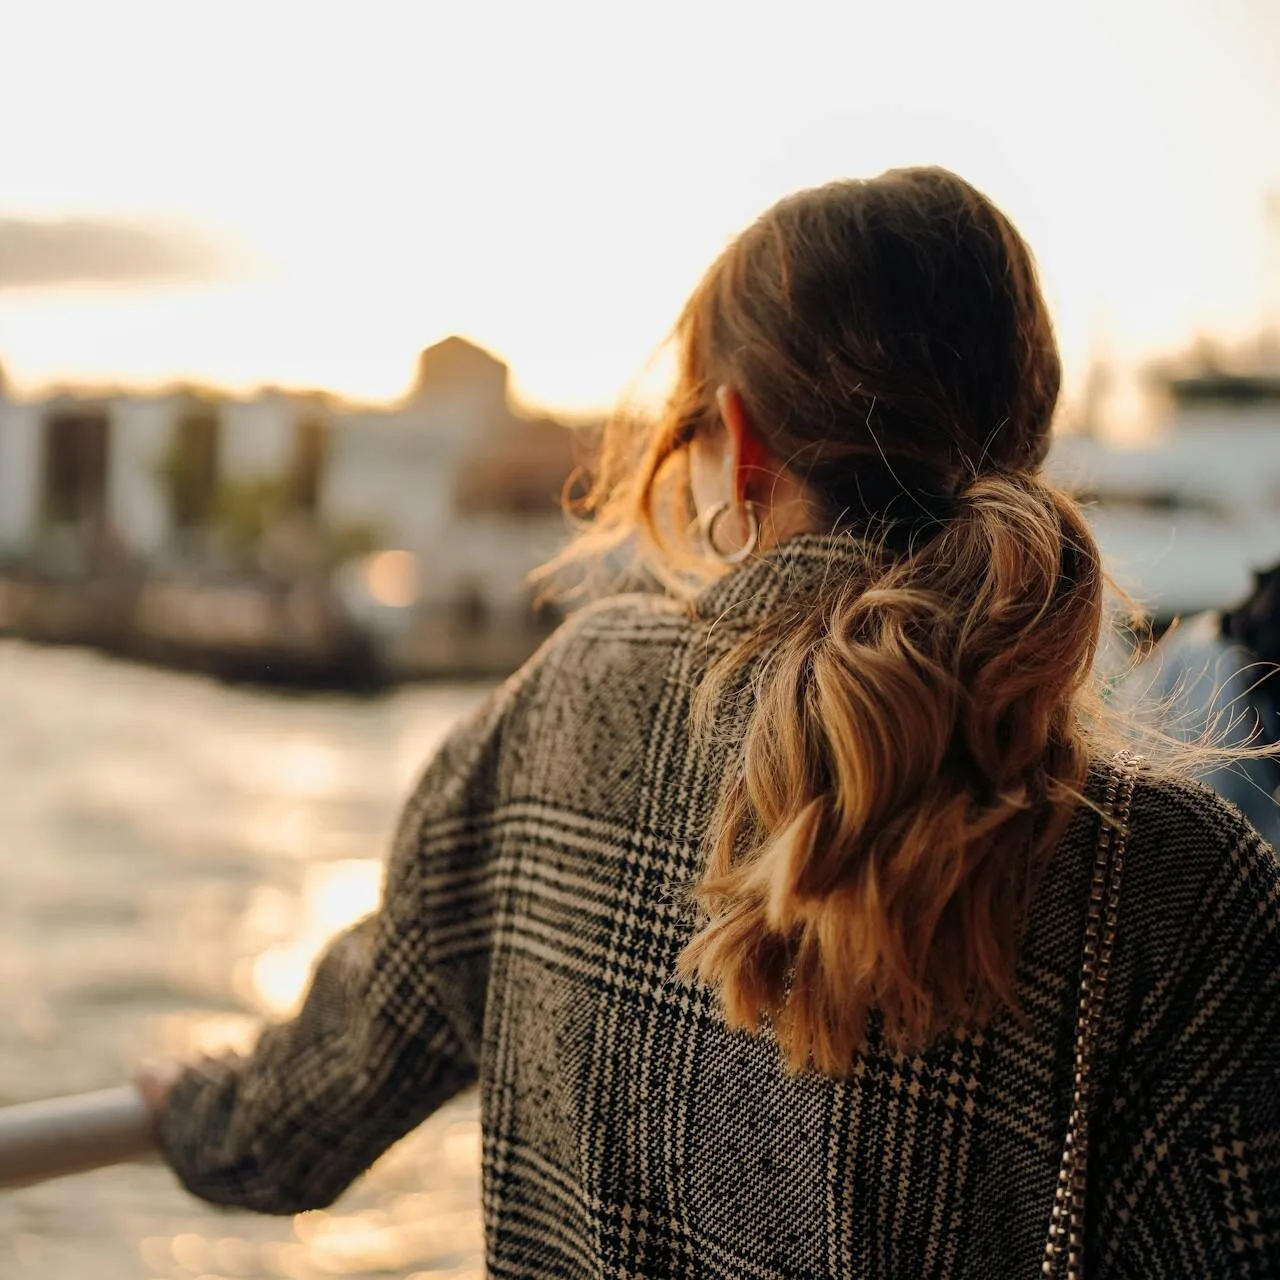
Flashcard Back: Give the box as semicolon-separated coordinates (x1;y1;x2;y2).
677;472;1104;1072
552;167;1107;1070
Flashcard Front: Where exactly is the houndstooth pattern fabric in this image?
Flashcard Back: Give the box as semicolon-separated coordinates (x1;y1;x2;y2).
158;534;1280;1278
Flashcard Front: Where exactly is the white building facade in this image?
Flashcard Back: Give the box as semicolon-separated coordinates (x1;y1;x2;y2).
0;339;574;620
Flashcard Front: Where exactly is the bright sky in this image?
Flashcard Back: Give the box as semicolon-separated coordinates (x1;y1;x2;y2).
1;0;1277;419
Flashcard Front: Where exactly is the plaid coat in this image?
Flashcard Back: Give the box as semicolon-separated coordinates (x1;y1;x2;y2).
159;535;1280;1278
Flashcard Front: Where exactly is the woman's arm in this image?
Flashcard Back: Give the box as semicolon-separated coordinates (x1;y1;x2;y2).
148;678;520;1214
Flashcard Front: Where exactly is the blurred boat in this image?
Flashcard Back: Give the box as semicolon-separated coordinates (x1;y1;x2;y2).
0;559;563;689
1047;368;1280;624
0;567;383;689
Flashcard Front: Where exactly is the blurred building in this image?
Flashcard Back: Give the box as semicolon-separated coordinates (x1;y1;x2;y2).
1048;345;1280;624
0;338;581;682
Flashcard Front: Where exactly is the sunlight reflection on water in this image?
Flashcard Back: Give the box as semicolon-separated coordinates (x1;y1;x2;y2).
0;640;491;1279
243;859;384;1017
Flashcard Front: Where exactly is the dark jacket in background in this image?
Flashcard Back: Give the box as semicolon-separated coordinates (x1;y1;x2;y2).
1122;609;1280;849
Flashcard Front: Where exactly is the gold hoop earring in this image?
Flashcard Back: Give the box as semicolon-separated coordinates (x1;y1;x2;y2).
701;501;760;565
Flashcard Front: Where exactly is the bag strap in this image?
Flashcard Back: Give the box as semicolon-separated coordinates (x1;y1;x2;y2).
1042;751;1140;1280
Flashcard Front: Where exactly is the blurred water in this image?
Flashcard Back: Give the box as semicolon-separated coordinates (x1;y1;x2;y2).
0;640;491;1280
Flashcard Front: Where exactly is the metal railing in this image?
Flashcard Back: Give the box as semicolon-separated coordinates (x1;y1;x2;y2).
0;1087;155;1190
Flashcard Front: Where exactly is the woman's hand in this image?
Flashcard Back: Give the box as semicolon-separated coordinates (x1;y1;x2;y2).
134;1059;185;1119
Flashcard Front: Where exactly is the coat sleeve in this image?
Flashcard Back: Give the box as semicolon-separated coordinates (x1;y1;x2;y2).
155;673;525;1214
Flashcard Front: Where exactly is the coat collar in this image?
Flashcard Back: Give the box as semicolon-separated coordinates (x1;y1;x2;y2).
692;532;876;630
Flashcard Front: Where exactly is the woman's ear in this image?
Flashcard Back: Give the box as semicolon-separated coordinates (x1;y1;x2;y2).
715;386;769;505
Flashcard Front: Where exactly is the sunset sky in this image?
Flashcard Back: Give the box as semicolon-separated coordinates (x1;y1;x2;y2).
1;0;1277;421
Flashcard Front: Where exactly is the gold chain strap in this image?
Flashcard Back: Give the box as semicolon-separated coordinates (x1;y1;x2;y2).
1042;751;1140;1280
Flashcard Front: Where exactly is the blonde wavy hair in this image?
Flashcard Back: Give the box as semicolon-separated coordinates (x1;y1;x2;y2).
549;167;1122;1073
